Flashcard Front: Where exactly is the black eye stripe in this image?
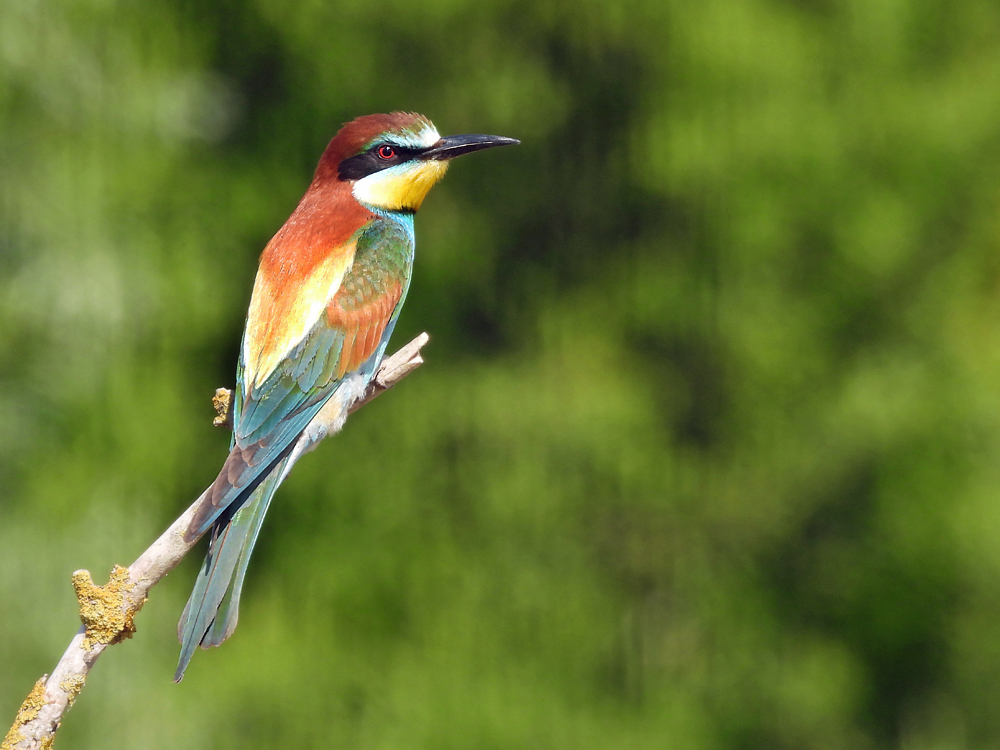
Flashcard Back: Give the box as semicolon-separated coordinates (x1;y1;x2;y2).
337;144;420;181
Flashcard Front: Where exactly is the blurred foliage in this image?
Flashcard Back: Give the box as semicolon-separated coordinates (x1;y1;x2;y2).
3;0;1000;747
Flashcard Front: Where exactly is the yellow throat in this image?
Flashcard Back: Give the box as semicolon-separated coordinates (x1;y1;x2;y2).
352;159;450;212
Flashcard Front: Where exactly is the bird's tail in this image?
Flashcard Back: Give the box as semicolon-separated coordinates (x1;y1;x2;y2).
174;460;287;682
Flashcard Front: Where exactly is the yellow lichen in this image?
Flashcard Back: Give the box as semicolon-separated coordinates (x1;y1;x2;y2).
212;387;233;428
71;565;144;649
2;676;47;750
57;677;85;710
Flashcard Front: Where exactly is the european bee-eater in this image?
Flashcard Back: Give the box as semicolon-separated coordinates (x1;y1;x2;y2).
175;112;517;681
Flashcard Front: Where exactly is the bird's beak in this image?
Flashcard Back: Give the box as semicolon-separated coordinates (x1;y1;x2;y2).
421;134;520;160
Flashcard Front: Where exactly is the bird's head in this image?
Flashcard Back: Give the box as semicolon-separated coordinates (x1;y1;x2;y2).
315;112;518;212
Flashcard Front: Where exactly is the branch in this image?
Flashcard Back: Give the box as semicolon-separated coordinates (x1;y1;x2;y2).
3;332;430;750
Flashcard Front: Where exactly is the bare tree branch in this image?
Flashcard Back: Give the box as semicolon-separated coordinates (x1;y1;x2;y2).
3;332;430;750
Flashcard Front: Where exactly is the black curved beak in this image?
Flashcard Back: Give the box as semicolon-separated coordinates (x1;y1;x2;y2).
421;134;520;160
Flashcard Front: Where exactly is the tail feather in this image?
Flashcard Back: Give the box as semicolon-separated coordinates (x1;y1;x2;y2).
186;439;297;543
205;468;281;646
174;365;367;681
174;464;286;682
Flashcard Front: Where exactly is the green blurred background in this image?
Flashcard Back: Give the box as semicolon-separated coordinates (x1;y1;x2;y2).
3;0;1000;747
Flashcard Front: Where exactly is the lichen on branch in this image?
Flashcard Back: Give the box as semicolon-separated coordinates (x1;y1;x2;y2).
1;678;48;750
71;565;144;649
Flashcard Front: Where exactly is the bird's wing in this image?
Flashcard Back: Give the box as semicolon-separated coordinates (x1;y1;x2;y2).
186;218;413;538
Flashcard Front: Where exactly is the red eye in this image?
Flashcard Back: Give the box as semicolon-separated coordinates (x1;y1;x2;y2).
377;145;395;160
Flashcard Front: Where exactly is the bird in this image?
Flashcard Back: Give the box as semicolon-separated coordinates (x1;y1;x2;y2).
174;112;518;681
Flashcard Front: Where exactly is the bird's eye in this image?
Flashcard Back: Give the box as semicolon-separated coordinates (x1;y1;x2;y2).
377;145;395;160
